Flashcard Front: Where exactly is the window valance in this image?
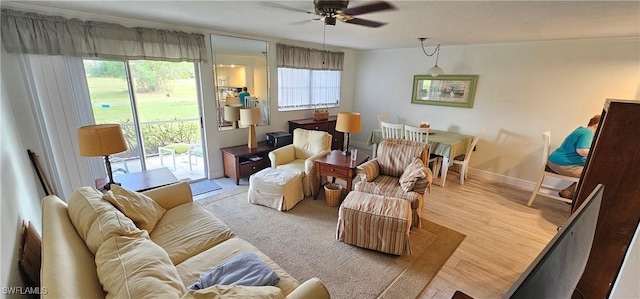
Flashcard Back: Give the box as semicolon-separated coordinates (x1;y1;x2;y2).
276;43;343;71
1;8;207;63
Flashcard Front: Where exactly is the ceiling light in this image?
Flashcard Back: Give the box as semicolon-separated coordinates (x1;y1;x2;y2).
419;38;444;77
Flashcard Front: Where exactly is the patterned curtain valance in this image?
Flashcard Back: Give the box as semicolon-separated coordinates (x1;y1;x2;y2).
1;8;207;63
276;43;343;71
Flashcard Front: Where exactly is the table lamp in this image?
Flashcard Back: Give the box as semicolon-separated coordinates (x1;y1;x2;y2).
224;105;241;129
239;107;262;148
77;124;128;190
335;112;362;155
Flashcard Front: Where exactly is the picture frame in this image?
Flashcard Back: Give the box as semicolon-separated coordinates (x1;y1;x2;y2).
411;75;478;108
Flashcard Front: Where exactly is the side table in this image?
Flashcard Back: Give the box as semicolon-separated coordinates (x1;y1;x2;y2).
95;167;179;193
221;141;274;185
314;150;370;200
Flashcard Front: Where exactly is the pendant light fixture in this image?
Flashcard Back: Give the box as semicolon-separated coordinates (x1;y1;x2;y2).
419;38;444;77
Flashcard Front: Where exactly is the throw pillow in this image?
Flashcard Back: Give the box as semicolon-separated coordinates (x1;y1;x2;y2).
67;187;148;255
398;158;428;192
103;185;167;232
181;285;284;299
357;159;379;182
96;235;186;298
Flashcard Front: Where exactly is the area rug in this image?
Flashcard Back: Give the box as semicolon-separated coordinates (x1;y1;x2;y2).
197;188;465;299
189;180;222;196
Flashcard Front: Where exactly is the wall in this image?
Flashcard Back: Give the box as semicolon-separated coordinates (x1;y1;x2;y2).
352;38;639;188
1;61;46;296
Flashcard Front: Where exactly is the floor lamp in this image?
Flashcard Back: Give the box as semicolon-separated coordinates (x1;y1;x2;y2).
77;124;128;190
240;107;262;148
335;112;362;155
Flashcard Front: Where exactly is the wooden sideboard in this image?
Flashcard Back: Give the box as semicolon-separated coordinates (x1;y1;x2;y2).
572;99;640;298
288;116;344;151
221;141;274;185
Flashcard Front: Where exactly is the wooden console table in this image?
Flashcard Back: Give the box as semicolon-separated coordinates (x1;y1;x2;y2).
314;150;370;200
95;167;179;192
289;116;344;151
221;141;274;185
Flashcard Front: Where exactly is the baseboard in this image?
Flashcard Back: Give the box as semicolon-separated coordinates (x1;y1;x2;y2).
467;168;536;191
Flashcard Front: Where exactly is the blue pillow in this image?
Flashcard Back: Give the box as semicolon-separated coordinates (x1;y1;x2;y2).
187;252;280;290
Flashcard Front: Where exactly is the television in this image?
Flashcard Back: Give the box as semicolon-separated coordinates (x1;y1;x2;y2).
503;184;604;299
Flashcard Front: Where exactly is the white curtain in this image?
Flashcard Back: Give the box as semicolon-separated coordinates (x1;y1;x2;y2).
16;53;102;199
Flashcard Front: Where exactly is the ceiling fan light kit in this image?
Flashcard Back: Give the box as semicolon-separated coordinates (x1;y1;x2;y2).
419;37;444;77
309;0;395;28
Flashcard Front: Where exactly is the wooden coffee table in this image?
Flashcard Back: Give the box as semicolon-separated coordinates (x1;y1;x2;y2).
314;150;369;200
95;167;179;192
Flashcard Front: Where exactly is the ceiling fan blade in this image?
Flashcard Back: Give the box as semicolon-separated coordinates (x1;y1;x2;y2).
259;1;309;13
344;17;387;28
340;1;395;16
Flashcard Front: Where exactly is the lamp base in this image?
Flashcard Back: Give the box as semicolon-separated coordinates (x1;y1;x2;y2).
247;125;258;148
342;150;351;155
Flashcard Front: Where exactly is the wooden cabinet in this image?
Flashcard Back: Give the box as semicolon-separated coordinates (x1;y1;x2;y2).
572;99;640;298
221;141;274;185
289;116;344;151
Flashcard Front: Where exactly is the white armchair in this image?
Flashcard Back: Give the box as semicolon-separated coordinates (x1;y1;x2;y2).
269;128;332;197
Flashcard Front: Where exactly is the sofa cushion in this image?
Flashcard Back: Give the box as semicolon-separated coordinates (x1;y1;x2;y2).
95;235;186;299
399;158;429;192
181;285;284;299
150;202;235;265
176;238;300;297
103;185;167;232
293;129;330;160
67;187;148;255
376;139;427;177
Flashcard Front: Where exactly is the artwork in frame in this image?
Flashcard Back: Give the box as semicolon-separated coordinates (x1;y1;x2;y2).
411;75;479;108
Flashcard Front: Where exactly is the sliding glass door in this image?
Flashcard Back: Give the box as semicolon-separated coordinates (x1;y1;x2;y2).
83;59;205;181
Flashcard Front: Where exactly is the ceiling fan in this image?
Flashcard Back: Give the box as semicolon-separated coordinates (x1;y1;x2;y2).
311;0;395;27
264;0;396;28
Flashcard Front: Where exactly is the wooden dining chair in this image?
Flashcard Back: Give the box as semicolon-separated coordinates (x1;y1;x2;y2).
380;121;404;139
448;129;485;185
527;131;579;206
404;125;439;173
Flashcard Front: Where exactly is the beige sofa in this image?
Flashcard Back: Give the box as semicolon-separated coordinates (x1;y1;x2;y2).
41;182;330;298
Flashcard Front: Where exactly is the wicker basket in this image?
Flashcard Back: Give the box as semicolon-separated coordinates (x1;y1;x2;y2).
324;183;343;207
313;105;329;120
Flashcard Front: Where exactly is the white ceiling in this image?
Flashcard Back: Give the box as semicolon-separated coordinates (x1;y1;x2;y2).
4;1;640;50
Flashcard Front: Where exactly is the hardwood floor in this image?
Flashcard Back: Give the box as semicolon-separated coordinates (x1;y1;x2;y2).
420;173;570;299
201;146;570;299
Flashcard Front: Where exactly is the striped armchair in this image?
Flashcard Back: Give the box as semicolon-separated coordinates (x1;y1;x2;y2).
354;138;433;228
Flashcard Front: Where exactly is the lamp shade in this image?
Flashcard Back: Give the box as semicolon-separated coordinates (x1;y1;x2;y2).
335;112;362;133
239;107;262;127
224;105;241;121
77;124;127;157
428;65;444;77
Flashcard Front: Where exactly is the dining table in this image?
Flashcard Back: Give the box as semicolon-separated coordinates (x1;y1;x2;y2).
368;128;474;187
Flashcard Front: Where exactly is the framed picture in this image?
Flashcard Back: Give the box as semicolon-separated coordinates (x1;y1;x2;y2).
411;75;478;108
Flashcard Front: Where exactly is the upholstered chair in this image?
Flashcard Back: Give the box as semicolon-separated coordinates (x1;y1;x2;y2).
354;138;433;228
269;128;332;197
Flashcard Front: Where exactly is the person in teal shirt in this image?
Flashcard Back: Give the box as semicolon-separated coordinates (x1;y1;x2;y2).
547;114;601;199
238;87;250;107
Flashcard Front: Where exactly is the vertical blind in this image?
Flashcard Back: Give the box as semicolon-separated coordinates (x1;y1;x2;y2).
276;43;343;110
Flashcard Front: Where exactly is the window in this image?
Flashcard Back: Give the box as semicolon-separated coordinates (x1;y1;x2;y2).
278;68;341;111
